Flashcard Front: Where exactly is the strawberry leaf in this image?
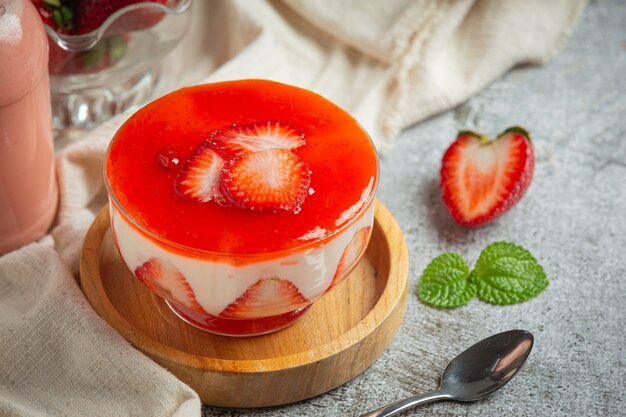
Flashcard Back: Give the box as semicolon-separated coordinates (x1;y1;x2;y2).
52;9;63;27
108;34;128;63
60;6;73;23
473;242;548;305
418;253;476;308
82;41;106;69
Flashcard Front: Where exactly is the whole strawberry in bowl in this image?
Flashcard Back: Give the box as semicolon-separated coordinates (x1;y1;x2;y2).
75;0;169;35
32;0;191;137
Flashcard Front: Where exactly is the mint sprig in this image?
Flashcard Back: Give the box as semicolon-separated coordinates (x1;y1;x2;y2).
473;242;548;305
417;241;548;308
418;253;476;308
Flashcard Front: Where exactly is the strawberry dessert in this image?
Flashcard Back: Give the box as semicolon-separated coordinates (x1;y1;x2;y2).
105;80;378;336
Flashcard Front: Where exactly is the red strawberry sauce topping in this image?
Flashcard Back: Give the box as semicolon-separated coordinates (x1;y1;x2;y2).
106;80;377;255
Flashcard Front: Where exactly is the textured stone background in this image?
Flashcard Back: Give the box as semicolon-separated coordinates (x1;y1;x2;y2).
203;1;626;415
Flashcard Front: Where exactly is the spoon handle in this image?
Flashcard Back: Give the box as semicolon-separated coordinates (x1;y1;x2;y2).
359;390;451;417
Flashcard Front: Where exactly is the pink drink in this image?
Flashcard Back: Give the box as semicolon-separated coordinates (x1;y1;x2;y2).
0;0;58;254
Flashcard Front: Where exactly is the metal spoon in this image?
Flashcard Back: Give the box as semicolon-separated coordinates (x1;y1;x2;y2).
360;329;534;417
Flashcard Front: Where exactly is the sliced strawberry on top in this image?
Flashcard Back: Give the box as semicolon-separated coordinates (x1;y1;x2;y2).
210;121;306;159
222;148;311;213
440;126;534;227
220;278;309;319
326;226;372;293
175;141;226;204
134;258;206;314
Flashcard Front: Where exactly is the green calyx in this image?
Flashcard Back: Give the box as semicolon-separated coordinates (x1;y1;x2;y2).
82;41;106;68
108;35;129;62
457;126;531;145
457;130;491;145
500;126;531;140
50;4;74;31
81;34;128;70
417;241;548;308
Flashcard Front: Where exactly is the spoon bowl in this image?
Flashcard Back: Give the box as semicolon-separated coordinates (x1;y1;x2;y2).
360;330;534;417
440;330;534;401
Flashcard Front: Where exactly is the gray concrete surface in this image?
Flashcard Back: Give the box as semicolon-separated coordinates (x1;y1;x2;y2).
203;1;626;415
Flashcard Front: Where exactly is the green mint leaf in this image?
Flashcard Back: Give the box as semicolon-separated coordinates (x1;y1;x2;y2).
418;253;476;308
473;241;548;305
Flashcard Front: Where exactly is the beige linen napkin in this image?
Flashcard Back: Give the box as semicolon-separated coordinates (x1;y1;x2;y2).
0;0;584;416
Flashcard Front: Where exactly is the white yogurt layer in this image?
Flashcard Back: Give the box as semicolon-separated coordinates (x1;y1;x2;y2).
110;202;375;316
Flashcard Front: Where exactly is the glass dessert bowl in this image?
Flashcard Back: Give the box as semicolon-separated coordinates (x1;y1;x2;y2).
38;0;191;139
104;79;378;336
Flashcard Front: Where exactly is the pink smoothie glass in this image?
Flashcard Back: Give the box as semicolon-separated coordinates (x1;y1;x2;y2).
0;0;58;254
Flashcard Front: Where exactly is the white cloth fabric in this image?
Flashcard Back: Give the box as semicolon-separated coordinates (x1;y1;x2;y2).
0;0;585;415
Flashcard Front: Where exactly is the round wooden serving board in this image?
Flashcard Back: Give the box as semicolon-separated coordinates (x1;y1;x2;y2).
80;200;408;408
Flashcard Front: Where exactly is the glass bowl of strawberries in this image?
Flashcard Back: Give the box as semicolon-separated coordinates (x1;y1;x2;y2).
32;0;191;139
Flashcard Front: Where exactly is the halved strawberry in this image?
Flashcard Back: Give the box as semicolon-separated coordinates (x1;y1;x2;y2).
440;127;534;227
220;278;309;319
210;121;306;159
134;258;206;314
222;148;311;212
175;141;226;204
326;226;372;293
